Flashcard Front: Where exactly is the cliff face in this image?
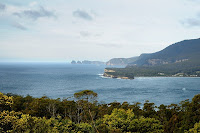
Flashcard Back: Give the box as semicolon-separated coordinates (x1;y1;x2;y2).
103;72;132;79
106;57;139;66
71;60;105;65
103;69;134;79
104;69;115;72
82;60;105;65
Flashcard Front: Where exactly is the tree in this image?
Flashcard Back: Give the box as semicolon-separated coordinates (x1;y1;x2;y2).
74;90;98;132
74;90;97;103
143;100;156;118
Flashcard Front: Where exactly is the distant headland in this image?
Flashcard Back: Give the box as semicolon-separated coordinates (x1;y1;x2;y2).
71;60;105;65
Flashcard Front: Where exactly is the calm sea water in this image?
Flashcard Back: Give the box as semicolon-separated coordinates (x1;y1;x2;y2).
0;62;200;106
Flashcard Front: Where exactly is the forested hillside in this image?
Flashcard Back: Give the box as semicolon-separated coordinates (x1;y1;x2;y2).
104;38;200;78
130;38;200;66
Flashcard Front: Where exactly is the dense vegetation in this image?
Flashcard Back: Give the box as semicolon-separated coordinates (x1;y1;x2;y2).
131;38;200;66
105;60;200;77
1;90;200;132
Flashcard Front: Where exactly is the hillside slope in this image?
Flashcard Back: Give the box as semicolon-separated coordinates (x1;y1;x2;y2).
130;38;200;66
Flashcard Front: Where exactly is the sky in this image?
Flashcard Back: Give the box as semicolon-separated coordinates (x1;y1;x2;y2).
0;0;200;62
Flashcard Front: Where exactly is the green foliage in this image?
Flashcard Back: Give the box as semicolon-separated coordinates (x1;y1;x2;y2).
143;100;156;118
102;108;163;132
105;61;200;78
74;90;97;102
0;110;92;133
0;92;13;111
185;121;200;133
128;117;163;133
0;111;22;132
76;122;92;132
1;91;200;132
103;108;135;131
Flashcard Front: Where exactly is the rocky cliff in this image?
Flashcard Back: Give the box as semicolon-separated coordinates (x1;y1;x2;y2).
106;57;138;66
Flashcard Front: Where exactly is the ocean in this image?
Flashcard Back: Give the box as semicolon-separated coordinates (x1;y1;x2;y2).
1;62;200;106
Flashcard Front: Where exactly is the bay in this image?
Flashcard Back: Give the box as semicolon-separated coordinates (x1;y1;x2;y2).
0;62;200;105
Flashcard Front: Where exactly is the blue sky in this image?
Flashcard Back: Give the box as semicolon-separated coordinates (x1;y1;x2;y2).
0;0;200;62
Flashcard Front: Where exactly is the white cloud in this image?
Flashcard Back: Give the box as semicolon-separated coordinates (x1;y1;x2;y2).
13;6;56;20
181;12;200;27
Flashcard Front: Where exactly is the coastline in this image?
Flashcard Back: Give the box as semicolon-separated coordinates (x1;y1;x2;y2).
103;72;200;80
103;73;132;79
103;68;200;79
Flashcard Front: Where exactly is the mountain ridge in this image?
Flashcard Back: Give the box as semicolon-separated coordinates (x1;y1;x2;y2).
129;38;200;66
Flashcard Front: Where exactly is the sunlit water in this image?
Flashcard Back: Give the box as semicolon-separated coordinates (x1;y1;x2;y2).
1;62;200;105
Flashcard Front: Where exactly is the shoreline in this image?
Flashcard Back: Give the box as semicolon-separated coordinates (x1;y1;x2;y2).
103;73;134;79
103;73;200;80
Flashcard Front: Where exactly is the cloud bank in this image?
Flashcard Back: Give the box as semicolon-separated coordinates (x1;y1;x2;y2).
73;9;93;21
182;13;200;27
13;6;55;20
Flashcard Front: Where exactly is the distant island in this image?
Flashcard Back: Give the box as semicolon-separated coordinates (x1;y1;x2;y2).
104;38;200;79
71;60;105;65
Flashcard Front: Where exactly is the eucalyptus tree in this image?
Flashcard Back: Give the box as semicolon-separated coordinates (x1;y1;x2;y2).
74;90;98;132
